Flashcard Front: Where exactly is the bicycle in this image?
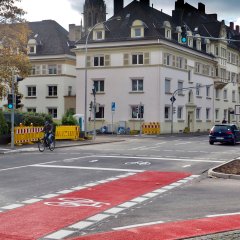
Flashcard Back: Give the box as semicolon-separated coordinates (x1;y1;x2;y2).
38;135;55;152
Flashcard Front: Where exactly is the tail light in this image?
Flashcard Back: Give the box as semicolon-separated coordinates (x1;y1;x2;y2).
226;131;233;135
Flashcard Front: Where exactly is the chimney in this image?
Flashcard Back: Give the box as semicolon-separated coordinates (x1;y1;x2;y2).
236;25;239;33
230;22;234;30
114;0;123;15
198;3;205;14
140;0;150;6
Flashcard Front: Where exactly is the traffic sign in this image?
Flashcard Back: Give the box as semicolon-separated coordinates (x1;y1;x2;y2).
111;102;116;111
170;96;176;103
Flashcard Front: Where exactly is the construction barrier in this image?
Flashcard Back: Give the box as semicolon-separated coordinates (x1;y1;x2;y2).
55;126;80;140
14;126;44;145
142;122;160;135
14;125;80;145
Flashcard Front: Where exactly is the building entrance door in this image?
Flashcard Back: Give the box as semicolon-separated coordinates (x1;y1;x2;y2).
187;112;194;132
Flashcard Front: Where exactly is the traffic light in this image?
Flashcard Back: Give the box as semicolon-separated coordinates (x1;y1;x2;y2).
135;106;139;113
16;76;24;82
89;101;93;111
7;94;14;109
140;106;144;114
181;26;187;43
15;94;22;109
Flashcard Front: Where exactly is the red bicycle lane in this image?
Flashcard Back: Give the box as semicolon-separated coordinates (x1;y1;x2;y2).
0;171;190;240
69;214;240;240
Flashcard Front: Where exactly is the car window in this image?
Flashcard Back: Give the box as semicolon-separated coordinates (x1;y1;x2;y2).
213;126;231;132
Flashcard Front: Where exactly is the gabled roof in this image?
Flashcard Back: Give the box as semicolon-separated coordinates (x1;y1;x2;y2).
28;20;74;56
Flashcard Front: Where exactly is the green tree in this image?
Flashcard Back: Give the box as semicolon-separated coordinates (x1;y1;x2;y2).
0;0;31;98
62;110;78;125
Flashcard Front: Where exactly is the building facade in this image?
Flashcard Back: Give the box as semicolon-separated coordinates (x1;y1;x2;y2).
1;20;77;121
74;0;240;133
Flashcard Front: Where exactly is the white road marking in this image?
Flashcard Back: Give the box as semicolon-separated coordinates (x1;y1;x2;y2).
1;204;24;210
174;142;192;145
32;164;143;173
97;155;223;163
206;212;240;218
69;221;95;230
183;165;191;168
113;220;165;230
44;230;75;239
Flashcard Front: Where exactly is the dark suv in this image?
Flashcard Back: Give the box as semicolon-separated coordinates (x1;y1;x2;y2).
209;124;240;145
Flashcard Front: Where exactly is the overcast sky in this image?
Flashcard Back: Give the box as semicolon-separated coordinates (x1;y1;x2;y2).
18;0;240;30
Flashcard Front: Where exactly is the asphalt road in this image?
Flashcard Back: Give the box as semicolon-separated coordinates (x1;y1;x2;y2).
0;135;240;239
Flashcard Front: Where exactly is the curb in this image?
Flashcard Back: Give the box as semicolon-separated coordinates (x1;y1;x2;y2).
0;139;125;154
208;158;240;180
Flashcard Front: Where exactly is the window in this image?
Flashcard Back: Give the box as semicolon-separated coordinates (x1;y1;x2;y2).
224;109;228;119
48;86;58;97
48;65;57;75
131;105;143;119
206;108;210;120
196;83;201;96
177;106;183;119
165;78;171;94
94;56;104;66
30;65;41;75
223;89;227;100
27;86;36;97
206;85;210;97
165;106;171;119
132;53;143;65
134;28;141;37
68;86;72;96
132;79;143;92
95;106;104;119
215;89;220;99
93;80;104;92
196;108;201;120
48;108;57;118
96;31;103;40
232;90;236;102
27;108;36;113
178;81;183;95
215;109;219;120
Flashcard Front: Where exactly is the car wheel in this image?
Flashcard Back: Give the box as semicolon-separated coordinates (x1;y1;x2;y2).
209;141;214;145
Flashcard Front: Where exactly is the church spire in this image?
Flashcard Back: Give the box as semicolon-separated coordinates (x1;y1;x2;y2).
83;0;106;31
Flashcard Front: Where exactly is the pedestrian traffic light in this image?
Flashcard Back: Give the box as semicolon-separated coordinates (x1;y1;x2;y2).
15;94;22;109
140;106;144;114
7;94;14;109
181;26;187;43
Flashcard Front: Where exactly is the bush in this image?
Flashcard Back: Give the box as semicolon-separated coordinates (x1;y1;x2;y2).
61;110;77;125
0;111;9;135
22;112;52;126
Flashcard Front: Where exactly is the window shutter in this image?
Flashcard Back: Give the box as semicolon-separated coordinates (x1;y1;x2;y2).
144;52;149;65
87;56;91;67
42;65;47;75
105;55;110;66
57;64;62;74
124;53;129;66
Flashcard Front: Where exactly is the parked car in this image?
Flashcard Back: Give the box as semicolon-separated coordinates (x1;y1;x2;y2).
209;124;240;145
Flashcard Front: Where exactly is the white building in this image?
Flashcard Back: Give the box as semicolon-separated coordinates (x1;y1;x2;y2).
73;0;240;134
1;20;76;121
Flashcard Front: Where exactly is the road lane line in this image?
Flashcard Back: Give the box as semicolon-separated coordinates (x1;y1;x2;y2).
113;220;165;230
32;164;143;173
206;212;240;218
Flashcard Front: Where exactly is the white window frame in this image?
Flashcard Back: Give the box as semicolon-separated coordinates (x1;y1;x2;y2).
132;53;143;65
48;108;57;118
196;107;201;120
177;106;183;119
165;78;171;94
93;80;104;93
164;106;171;119
132;79;143;92
48;85;58;97
94;55;104;67
27;86;36;97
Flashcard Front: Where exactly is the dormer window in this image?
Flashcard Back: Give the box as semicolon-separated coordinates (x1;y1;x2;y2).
27;39;37;54
163;21;171;40
187;31;193;48
93;23;105;40
131;20;145;38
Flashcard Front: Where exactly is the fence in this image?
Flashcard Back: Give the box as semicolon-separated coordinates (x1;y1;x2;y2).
14;125;80;145
142;122;160;135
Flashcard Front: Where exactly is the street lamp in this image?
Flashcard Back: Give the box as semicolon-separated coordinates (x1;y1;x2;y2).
84;16;121;137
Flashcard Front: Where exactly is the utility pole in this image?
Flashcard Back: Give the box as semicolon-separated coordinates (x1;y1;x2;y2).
10;73;15;149
92;86;96;140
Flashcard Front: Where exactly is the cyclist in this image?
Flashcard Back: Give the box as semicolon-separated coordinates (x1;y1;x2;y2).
43;121;54;145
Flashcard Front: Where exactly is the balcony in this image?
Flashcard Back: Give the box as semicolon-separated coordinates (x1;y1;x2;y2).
214;78;228;89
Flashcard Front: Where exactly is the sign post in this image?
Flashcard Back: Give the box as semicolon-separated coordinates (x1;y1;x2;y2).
111;102;115;134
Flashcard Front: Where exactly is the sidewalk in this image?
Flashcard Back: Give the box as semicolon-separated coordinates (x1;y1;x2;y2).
0;135;126;154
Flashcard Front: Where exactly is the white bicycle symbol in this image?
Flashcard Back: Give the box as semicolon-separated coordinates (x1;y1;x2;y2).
125;161;151;166
44;198;110;208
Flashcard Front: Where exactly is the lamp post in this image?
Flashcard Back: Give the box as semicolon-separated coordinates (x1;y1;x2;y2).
84;16;121;137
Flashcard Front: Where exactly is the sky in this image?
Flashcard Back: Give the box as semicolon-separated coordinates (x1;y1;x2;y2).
17;0;240;30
